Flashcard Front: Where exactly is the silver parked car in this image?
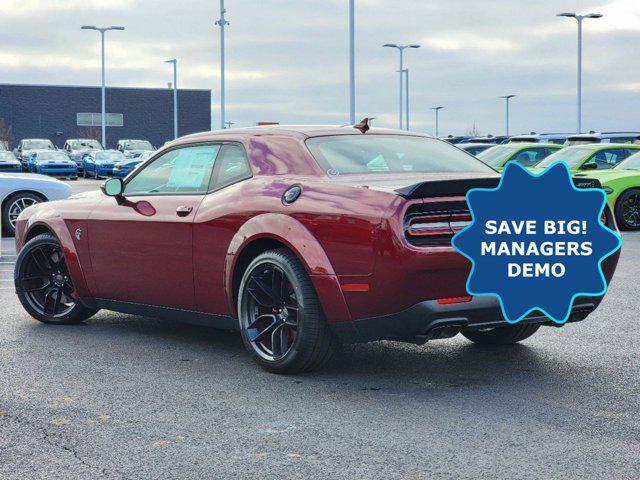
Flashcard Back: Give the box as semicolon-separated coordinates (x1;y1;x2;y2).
0;173;72;236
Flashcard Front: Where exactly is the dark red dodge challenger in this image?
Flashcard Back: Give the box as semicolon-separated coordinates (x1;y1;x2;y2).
13;125;619;373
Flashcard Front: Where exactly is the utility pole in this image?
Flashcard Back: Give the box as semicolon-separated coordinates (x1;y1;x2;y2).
215;0;229;130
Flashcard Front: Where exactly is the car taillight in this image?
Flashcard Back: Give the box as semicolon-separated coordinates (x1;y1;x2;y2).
408;214;451;237
450;212;472;233
404;201;470;246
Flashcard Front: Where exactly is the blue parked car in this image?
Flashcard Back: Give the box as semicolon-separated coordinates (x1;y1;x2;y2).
29;151;78;179
112;150;154;178
0;151;22;173
82;150;126;179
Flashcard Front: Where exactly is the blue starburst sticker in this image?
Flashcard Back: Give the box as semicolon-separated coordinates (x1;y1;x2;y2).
451;162;622;324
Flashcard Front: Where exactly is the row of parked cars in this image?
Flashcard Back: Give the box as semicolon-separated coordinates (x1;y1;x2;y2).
450;132;640;231
0;137;154;179
1;138;155;235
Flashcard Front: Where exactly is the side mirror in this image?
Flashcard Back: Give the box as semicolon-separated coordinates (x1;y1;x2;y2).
101;177;124;201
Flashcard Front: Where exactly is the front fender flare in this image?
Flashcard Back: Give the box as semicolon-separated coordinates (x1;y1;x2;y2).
22;208;91;298
225;213;351;322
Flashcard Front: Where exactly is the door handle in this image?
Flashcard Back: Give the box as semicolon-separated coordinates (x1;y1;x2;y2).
176;206;193;217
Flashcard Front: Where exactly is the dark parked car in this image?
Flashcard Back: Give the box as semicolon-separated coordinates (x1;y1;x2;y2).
14;139;56;170
469;135;510;145
116;139;154;158
12;125;619;373
458;143;498;156
63;139;104;173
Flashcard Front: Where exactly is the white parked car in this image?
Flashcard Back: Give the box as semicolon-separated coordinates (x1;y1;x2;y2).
1;173;72;236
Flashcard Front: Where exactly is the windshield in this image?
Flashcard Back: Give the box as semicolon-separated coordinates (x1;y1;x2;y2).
463;145;493;155
536;147;592;168
24;140;55;150
135;152;154;162
616;152;640;170
476;146;517;167
123;140;153;150
305;135;493;175
71;140;102;150
96;151;125;162
0;152;17;161
37;151;70;162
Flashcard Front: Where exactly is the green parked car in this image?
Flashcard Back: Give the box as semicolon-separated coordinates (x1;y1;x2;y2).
530;143;640;174
573;151;640;230
476;143;563;171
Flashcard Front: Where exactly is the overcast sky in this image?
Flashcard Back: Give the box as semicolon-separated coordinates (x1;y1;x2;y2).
1;0;638;135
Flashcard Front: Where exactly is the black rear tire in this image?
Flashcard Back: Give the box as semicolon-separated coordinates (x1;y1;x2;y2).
462;323;540;346
238;249;339;374
14;233;98;325
614;188;640;231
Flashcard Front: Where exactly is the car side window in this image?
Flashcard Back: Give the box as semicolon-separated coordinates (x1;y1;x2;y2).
511;148;551;167
209;144;252;191
125;144;221;195
582;149;628;170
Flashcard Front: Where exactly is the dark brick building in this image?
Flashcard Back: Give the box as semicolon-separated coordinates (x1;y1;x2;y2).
0;84;211;150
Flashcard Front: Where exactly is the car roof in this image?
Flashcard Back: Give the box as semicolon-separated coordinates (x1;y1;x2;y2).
495;142;561;148
564;143;640;150
178;125;431;143
458;142;497;147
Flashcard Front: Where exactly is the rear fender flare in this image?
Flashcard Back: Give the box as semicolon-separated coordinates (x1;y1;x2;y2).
225;213;351;322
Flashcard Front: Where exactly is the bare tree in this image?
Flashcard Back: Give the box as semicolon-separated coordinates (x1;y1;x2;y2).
0;117;14;149
465;121;481;137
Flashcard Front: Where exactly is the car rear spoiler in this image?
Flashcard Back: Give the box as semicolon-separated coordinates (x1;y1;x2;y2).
394;176;603;199
395;178;500;198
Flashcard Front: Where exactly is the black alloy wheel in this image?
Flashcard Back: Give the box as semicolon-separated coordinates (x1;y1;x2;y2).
15;234;98;324
243;263;299;361
616;189;640;230
238;249;339;373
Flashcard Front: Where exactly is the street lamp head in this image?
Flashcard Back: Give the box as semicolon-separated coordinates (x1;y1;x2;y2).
557;12;577;18
584;13;603;19
109;26;125;31
501;94;516;99
432;106;444;111
383;43;398;48
81;25;98;30
165;59;177;64
408;44;421;49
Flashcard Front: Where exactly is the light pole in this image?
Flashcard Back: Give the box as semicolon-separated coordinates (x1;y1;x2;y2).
500;95;516;137
348;0;356;124
557;12;603;133
432;106;444;138
215;0;229;130
383;43;420;130
400;68;410;130
81;25;125;148
165;59;178;140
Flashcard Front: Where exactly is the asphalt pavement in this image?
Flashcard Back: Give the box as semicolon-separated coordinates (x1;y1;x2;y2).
0;180;638;479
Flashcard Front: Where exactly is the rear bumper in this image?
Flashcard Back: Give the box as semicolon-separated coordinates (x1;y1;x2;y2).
330;294;602;343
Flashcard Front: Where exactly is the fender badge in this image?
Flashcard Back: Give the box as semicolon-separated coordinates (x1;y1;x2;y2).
75;228;83;241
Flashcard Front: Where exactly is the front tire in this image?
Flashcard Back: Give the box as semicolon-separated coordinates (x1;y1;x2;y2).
237;249;339;373
14;234;98;324
614;188;640;231
462;323;540;346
